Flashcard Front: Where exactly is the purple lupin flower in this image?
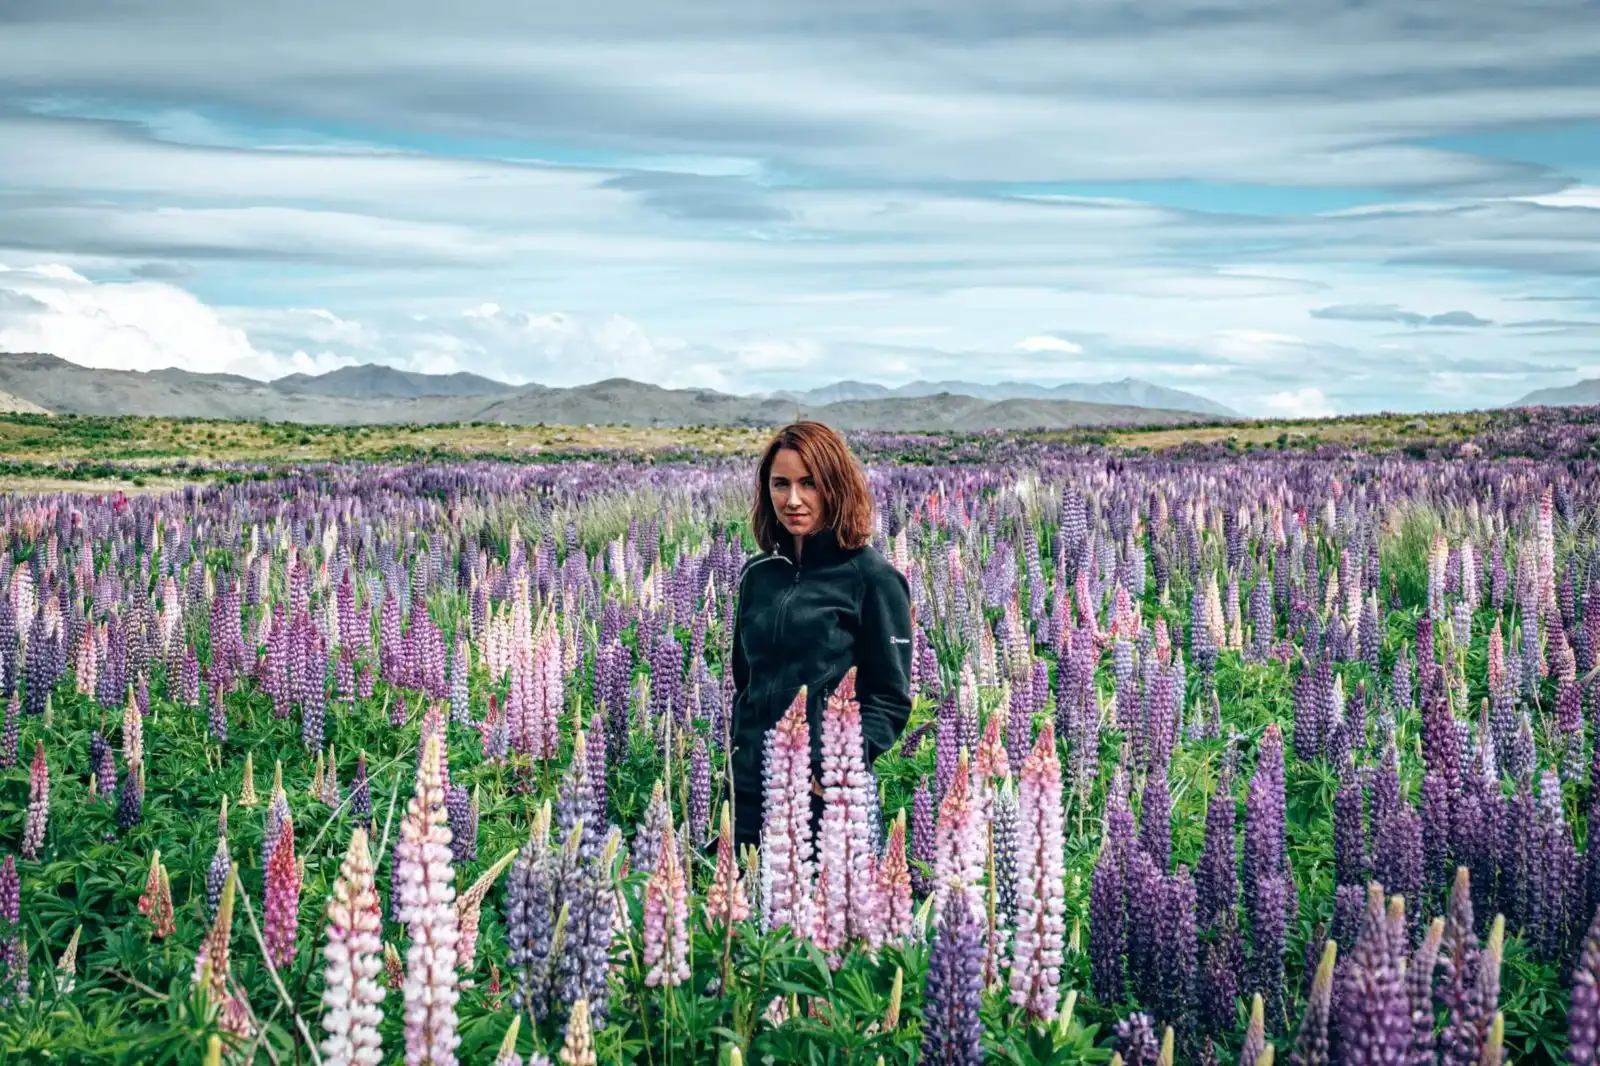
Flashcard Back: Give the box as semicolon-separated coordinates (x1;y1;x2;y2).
1438;867;1505;1066
1333;765;1367;889
1571;903;1600;1066
1113;1011;1161;1066
1371;801;1423;936
1199;917;1244;1036
1408;916;1445;1066
115;764;144;833
1338;885;1412;1066
1196;772;1238;932
0;694;18;770
350;752;372;833
446;784;478;865
1288;939;1335;1066
1152;865;1198;1036
920;882;984;1066
1246;725;1294;1028
687;738;711;848
1141;759;1172;876
1090;808;1133;1006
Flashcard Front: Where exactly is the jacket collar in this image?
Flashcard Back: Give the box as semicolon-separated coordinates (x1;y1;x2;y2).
776;526;846;568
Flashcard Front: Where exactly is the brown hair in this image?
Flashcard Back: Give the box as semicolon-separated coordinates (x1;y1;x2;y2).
751;421;874;553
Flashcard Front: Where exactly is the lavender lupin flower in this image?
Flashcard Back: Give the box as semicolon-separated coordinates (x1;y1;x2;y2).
1009;723;1065;1020
816;670;884;951
761;689;816;935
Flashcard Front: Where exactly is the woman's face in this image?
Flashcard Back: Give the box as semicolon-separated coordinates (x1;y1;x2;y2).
769;447;823;539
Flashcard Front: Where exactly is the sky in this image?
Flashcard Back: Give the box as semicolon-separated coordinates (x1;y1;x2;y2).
0;1;1598;416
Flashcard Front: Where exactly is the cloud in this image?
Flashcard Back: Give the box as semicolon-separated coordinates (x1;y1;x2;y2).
1257;386;1336;419
0;262;306;377
1310;303;1493;327
1015;335;1085;355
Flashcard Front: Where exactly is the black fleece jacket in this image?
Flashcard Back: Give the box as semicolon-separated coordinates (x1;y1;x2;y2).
728;528;915;809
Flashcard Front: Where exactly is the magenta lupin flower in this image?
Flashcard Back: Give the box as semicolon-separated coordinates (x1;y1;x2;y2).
21;742;47;860
1009;722;1066;1021
761;688;816;936
878;810;914;941
817;670;885;950
704;803;749;927
264;817;301;970
642;819;690;988
321;826;385;1066
396;734;460;1066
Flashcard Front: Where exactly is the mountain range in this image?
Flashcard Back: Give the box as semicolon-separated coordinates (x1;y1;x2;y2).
1510;379;1600;408
769;378;1238;417
0;352;1233;431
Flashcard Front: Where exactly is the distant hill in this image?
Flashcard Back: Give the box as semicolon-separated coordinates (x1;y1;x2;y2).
0;352;1225;431
770;376;1237;418
272;363;519;400
1510;379;1600;408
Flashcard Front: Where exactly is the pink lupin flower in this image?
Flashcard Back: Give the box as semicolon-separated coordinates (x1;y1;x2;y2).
395;734;460;1066
760;688;816;936
136;849;176;939
642;818;690;987
264;818;301;970
704;803;749;927
320;826;385;1066
532;623;562;761
1008;722;1066;1021
877;810;913;941
810;861;837;955
817;670;884;951
21;742;47;860
932;751;985;922
973;711;1008;783
122;692;143;768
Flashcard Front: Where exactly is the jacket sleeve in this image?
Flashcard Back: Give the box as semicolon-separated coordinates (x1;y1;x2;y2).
855;558;914;764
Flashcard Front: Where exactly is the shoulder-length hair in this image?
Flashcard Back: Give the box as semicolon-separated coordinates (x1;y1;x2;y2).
751;421;874;553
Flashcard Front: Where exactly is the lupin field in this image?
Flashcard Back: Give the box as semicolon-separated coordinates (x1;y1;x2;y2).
3;428;1600;1065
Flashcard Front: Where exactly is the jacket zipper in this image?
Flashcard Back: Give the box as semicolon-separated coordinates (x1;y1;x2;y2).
773;557;802;681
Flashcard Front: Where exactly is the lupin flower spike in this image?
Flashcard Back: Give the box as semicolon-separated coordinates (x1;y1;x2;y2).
240;751;259;807
21;742;47;860
643;819;690;987
495;1015;524;1066
54;925;80;995
396;733;460;1066
559;996;596;1066
320;825;385;1066
705;802;750;927
1009;722;1065;1021
456;846;519;970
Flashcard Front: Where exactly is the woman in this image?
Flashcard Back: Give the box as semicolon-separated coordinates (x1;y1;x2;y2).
727;421;914;851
